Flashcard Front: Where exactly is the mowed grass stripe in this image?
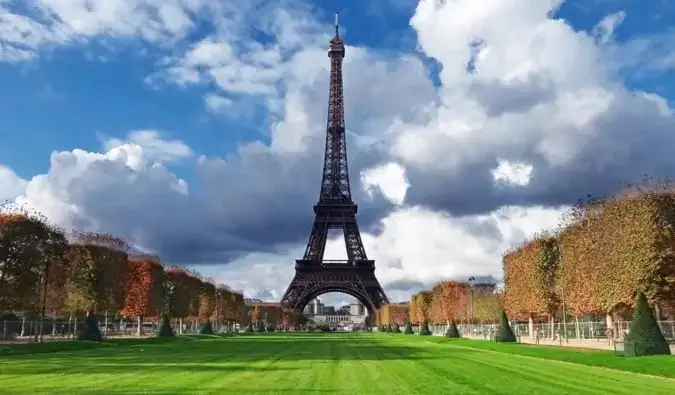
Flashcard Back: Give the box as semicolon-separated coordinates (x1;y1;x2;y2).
414;337;674;394
2;333;674;394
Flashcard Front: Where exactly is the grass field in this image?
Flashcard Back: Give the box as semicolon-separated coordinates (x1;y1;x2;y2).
1;333;674;394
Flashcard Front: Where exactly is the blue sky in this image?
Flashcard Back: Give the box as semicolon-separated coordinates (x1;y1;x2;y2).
1;0;674;305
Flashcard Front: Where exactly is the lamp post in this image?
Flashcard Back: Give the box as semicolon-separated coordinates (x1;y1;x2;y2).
38;257;50;343
468;276;475;337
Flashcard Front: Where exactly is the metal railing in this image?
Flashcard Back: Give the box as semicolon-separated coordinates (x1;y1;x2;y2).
0;319;241;344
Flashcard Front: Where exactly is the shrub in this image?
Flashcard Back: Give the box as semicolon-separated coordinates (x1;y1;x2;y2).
445;320;460;338
403;321;413;334
200;321;214;335
419;321;432;336
495;310;516;343
245;323;254;333
77;312;103;342
157;314;174;338
392;324;401;333
627;292;671;356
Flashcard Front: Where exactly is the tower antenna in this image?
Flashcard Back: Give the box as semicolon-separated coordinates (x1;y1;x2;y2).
334;12;339;36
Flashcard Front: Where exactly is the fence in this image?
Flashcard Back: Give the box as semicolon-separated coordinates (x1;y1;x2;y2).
0;318;241;344
407;320;675;343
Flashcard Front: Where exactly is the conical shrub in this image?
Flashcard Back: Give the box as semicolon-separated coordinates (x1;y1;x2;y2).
245;323;254;333
200;321;214;335
445;320;461;338
157;314;175;338
77;312;103;342
403;321;413;334
627;292;670;356
496;310;516;342
392;324;401;333
419;321;432;336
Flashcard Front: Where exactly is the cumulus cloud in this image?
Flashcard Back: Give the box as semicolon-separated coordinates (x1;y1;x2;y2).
0;165;27;201
2;0;675;304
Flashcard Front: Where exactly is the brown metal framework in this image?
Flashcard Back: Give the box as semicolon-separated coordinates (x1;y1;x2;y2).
280;15;389;316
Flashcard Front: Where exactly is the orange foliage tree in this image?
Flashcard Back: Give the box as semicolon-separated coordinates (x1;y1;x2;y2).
503;235;560;322
121;256;165;333
435;281;470;323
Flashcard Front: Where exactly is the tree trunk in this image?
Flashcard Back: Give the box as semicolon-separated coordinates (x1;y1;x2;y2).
136;316;142;336
528;316;534;339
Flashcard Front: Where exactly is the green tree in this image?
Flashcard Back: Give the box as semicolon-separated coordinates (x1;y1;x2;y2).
419;321;431;336
627;292;670;355
200;320;214;335
496;310;516;342
157;314;175;338
77;311;102;342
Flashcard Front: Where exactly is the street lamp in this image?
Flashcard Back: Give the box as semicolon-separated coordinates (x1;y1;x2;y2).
468;276;475;337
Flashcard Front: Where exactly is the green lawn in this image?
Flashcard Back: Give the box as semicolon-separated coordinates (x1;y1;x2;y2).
1;333;673;394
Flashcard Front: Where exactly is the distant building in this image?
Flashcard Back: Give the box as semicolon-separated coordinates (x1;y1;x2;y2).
304;298;325;316
349;303;365;317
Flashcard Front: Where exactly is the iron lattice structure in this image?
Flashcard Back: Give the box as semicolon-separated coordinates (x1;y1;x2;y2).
280;16;389;316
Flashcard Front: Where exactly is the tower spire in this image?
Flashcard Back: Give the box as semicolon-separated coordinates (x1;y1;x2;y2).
334;12;339;36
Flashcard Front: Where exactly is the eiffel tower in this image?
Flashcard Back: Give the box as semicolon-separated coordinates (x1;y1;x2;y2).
280;14;389;317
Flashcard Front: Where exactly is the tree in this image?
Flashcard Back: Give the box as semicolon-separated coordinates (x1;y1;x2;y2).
496;310;516;343
121;257;164;335
445;320;460;338
77;311;103;342
0;211;69;316
157;314;174;338
200;320;214;335
419;321;431;336
403;321;413;334
503;236;559;322
436;281;470;323
627;292;670;355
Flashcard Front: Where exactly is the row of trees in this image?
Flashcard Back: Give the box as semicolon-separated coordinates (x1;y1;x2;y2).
0;208;247;335
503;182;675;327
246;303;301;328
376;281;502;326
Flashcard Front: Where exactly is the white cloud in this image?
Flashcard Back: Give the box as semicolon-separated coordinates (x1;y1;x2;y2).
104;130;193;167
204;93;234;114
592;11;626;44
2;0;675;307
0;165;28;200
361;162;409;205
491;159;533;187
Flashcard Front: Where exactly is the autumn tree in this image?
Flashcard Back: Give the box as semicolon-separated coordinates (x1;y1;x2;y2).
65;232;130;318
503;235;560;322
471;289;502;323
121;256;165;335
436;281;470;324
0;210;69;319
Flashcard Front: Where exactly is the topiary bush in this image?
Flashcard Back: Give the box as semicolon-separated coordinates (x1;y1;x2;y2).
419;321;432;336
157;314;175;338
392;324;401;333
245;323;254;333
445;320;461;338
496;310;516;343
200;321;214;335
627;292;671;356
403;321;413;334
77;312;103;342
